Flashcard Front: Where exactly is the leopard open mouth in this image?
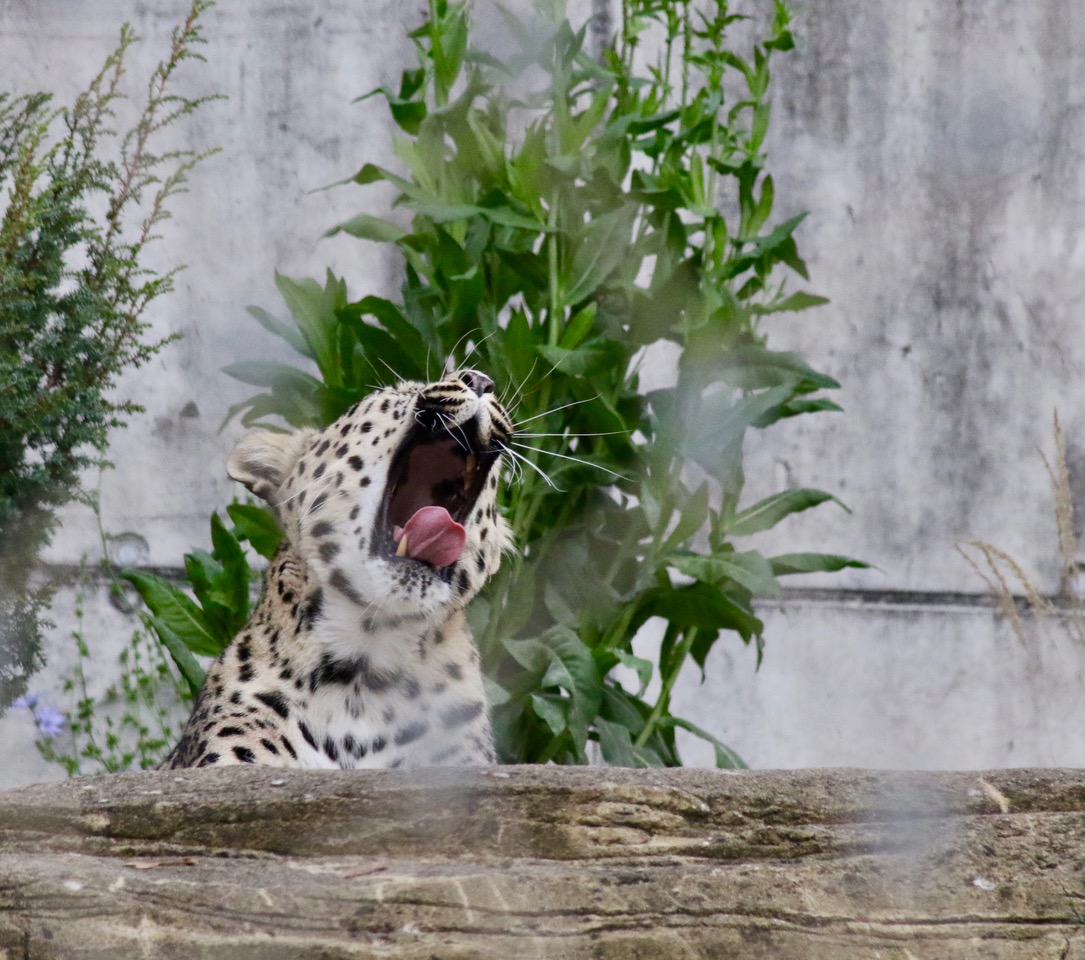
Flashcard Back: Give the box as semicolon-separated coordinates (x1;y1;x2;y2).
375;416;500;576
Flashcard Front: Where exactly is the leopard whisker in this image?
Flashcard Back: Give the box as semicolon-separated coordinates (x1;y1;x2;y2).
375;356;403;386
516;430;625;438
500;357;539;411
510;440;628;481
446;328;483;374
460;329;499;369
513;396;595;427
498;443;558;490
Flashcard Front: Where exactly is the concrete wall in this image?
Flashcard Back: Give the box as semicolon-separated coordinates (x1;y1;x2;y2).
2;0;1085;785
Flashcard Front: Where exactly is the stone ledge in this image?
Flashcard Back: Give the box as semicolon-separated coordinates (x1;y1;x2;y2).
2;766;1085;958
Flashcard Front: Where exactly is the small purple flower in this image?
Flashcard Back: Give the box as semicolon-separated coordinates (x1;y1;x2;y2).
11;692;40;711
32;704;66;740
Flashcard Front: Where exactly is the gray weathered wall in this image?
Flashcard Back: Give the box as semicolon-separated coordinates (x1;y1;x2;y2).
2;0;1085;786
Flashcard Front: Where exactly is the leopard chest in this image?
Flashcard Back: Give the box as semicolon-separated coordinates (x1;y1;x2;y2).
280;635;494;770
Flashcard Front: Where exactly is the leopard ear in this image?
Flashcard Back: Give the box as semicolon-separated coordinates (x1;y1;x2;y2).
227;429;315;503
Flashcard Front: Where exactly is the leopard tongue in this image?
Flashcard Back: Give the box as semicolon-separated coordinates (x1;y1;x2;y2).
392;505;466;569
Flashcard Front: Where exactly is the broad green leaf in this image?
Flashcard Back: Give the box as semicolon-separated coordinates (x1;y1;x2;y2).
728;488;846;537
274;272;348;386
670;550;780;598
613;650;653;698
479;206;548;232
538;339;624;378
348;295;430;378
529;692;567;738
121;570;223;658
662;483;710;551
751;397;843;429
596;716;639;767
209;513;250;633
351;162;423;199
562;206;639;307
483;675;512;709
717;345;839;392
245;306;312;360
559;303;597;350
324;213;407;243
144;617;205;697
654;716;747;769
751;291;830;314
635;582;763;642
221;361;323;393
768;553;871;576
227;503;283;559
505;627;601;742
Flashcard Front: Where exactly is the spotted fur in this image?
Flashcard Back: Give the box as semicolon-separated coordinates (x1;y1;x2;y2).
165;370;513;770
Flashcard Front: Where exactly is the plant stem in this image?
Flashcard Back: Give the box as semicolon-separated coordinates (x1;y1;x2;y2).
634;627;698;747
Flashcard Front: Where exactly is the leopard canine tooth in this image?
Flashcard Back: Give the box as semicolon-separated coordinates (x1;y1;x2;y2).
465;452;477;483
395;534;409;557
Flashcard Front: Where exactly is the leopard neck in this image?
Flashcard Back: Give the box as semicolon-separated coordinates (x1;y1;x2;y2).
247;543;473;676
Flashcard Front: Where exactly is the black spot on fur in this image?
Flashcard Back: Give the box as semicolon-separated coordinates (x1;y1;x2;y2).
359;476;371;487
260;738;280;756
349;504;360;520
394;720;429;746
281;737;298;760
336;443;349;457
348;455;364;471
430;744;463;764
371;735;387;753
239;663;254;683
360;420;373;433
313;463;326;479
310;493;327;513
324;737;340;763
319;541;340;562
233;745;257;764
311;520;333;538
299;720;318;750
329;568;364;605
197;752;220;767
298;589;324;630
254;690;290;719
218;726;245;737
402;677;421;700
311;652;399;692
440;701;484;730
316;439;331;455
444;662;464;681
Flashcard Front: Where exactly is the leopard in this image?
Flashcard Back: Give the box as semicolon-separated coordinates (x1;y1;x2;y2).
164;368;514;770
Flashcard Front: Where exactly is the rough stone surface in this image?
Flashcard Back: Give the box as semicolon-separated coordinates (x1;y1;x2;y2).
3;766;1085;958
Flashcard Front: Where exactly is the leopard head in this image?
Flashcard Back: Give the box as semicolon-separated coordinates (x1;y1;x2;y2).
228;369;514;624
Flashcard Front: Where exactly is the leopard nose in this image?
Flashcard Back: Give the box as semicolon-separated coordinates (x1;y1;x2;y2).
458;369;495;397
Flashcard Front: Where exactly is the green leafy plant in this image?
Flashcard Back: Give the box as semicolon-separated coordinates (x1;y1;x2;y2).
122;503;281;698
0;0;220;711
27;575;189;776
140;0;865;767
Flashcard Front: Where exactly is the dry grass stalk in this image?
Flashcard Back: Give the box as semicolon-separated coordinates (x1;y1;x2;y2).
958;411;1085;647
